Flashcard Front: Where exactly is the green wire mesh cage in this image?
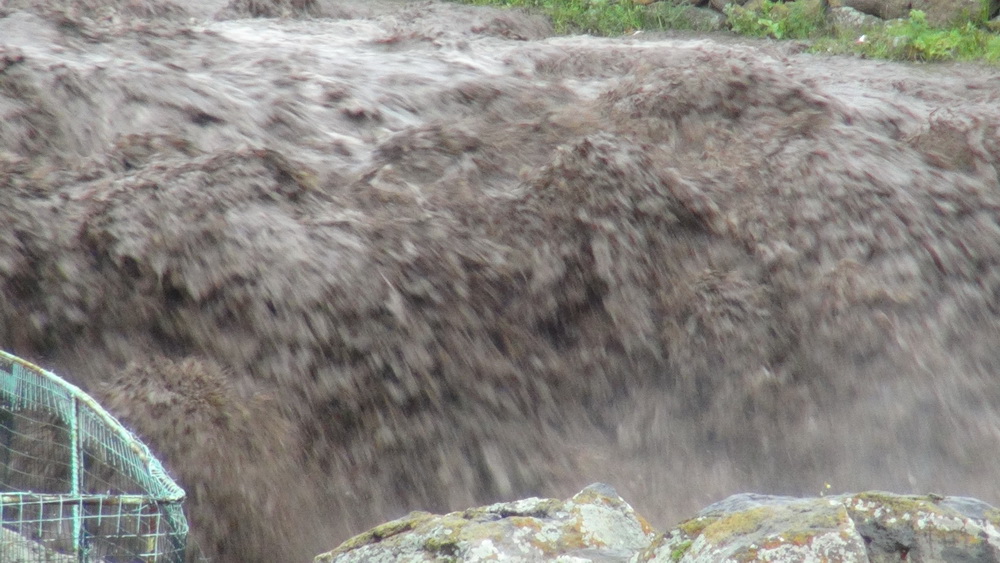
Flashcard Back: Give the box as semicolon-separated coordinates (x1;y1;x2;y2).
0;350;188;562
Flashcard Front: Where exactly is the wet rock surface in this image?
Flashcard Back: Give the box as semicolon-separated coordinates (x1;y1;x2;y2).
643;492;1000;562
2;0;1000;561
321;487;1000;562
317;483;656;562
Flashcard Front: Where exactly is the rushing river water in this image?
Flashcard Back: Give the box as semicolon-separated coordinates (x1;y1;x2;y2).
2;0;1000;560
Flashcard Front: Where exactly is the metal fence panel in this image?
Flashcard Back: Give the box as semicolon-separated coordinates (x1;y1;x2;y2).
0;351;188;562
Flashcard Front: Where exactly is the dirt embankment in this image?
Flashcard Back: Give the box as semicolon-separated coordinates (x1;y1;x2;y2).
1;0;1000;561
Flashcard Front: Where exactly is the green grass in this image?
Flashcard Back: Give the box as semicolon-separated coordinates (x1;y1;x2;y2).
450;0;726;34
814;9;1000;61
451;0;648;35
725;0;827;39
670;539;694;561
450;0;1000;63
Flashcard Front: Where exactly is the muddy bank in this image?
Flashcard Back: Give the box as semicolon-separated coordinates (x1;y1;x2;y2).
1;0;1000;561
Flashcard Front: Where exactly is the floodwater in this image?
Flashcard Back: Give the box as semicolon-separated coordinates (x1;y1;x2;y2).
2;0;1000;560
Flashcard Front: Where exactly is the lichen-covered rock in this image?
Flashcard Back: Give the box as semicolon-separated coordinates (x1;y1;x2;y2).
319;489;1000;562
314;484;655;562
639;492;1000;562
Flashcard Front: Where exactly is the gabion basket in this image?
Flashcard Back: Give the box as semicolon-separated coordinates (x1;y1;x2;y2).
0;350;188;562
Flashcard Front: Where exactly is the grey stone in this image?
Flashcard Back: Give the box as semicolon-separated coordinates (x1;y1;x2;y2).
315;484;655;563
646;3;727;31
709;0;747;16
828;5;884;34
833;0;992;26
638;491;1000;562
317;490;1000;563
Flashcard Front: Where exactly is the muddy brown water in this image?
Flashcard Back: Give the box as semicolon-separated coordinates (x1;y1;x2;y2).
2;0;1000;560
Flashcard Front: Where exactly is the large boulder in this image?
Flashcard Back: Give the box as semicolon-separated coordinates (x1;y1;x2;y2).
828;5;884;33
319;487;1000;562
641;491;1000;562
315;483;656;562
831;0;993;26
646;2;728;30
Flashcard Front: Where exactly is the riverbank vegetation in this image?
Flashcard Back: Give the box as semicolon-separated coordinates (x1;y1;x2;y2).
451;0;1000;62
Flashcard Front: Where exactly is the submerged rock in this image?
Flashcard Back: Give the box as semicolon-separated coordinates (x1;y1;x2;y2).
320;488;1000;562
